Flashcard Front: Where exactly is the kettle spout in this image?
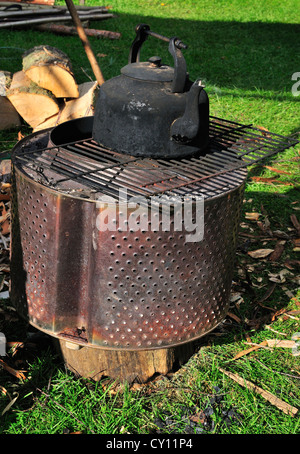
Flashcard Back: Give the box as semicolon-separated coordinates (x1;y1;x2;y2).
170;79;205;144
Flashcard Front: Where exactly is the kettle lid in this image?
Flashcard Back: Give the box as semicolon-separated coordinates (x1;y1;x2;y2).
121;56;174;82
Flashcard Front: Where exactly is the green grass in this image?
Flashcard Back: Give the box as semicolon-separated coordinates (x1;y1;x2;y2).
0;0;299;436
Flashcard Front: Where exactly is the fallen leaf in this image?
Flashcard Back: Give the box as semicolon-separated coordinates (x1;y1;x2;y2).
227;312;242;324
264;166;291;175
0;160;11;179
248;248;274;259
7;341;24;357
245;212;260;221
291;215;300;236
266;339;297;348
232;341;268;360
251;176;293;186
271;307;289;322
256;282;277;305
0;201;10;235
190;411;206;424
273;230;289;239
0;385;7;395
292;238;300;248
257;126;271;137
230;292;244;303
268;269;292;283
284;260;300;270
269;240;286;262
1;392;19;416
0;358;26;380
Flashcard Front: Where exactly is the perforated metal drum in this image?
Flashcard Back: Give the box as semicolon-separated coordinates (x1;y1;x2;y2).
10;116;296;350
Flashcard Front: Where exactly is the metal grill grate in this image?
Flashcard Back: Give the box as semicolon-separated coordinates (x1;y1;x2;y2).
13;116;298;201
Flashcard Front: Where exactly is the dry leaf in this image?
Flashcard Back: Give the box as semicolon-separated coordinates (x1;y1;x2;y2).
271;307;289;322
258;126;271;137
0;160;11;178
232;341;268;360
266;339;297;348
284;260;300;270
230;292;244;303
269;240;286;262
268;269;291;283
248;248;274;259
292;238;300;248
264;166;291;175
0;385;7;395
227;312;242;323
251;176;293;186
0;358;26;380
245;212;260;221
1;392;19;416
290;215;300;236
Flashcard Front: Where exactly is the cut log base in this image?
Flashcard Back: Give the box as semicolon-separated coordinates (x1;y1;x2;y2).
56;339;197;384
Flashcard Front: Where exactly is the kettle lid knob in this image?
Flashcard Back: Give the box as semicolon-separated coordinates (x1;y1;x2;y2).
148;56;162;67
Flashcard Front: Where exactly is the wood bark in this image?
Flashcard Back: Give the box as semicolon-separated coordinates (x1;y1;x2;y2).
0;71;12;96
7;70;59;128
23;45;79;98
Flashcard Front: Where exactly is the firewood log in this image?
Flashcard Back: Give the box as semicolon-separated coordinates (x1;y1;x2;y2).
0;71;12;96
33;81;98;132
0;96;22;130
7;71;60;129
0;71;22;130
22;45;79;98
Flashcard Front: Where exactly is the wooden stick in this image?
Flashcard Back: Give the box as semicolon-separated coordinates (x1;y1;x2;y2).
64;0;105;86
35;23;121;40
219;367;298;416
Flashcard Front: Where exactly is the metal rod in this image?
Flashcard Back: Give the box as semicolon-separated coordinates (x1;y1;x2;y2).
145;29;188;49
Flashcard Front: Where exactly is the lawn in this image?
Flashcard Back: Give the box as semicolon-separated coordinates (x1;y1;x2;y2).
0;0;299;437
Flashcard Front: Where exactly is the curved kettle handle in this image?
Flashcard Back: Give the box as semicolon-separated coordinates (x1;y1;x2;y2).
128;23;188;93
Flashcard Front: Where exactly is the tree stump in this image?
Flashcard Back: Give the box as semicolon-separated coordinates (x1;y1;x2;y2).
23;45;79;98
57;339;197;384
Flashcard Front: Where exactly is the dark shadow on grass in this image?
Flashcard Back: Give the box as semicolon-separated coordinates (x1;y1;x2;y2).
88;17;300;97
1;16;299;97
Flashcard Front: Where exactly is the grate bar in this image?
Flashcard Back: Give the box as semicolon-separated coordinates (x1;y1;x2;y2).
13;116;298;200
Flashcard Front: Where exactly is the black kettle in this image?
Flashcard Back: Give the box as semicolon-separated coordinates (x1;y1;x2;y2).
92;24;210;159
